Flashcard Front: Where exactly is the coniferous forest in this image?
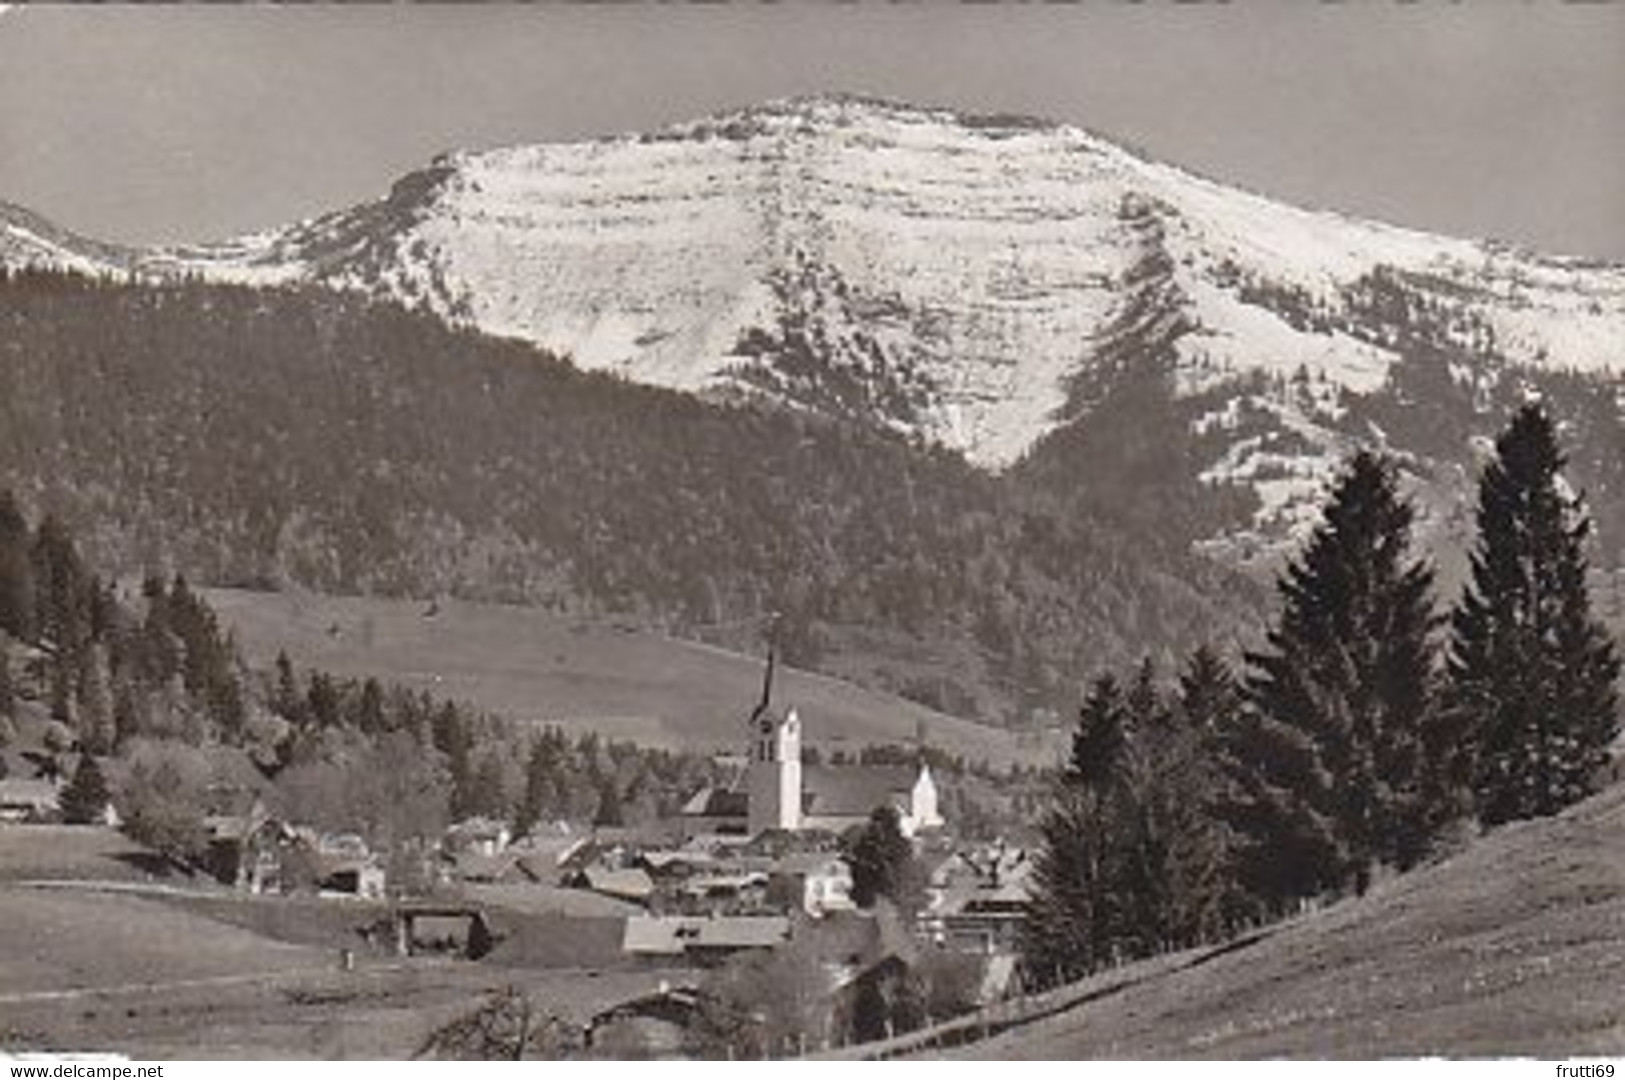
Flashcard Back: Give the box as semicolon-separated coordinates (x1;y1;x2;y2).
0;268;1263;726
0;490;745;867
1022;409;1622;988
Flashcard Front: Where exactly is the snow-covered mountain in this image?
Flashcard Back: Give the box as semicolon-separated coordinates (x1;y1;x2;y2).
9;95;1625;564
2;200;134;278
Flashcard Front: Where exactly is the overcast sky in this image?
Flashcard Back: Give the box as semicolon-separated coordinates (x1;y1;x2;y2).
1;3;1622;260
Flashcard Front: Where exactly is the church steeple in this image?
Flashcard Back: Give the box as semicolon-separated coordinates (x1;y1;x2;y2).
749;644;777;757
746;642;801;833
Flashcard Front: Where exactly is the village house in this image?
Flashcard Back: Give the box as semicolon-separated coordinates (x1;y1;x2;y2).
0;741;63;824
0;774;59;823
920;841;1033;954
670;868;770;915
569;864;656;906
203;797;295;893
203;812;389;898
820;907;923;1047
585;984;700;1059
318;855;387;899
311;834;388;899
447;847;520;884
635;847;718;884
621;914;791;966
768;852;855;918
504;822;586;883
444;815;512;857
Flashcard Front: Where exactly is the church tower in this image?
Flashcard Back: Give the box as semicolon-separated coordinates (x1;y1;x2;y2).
746;647;801;834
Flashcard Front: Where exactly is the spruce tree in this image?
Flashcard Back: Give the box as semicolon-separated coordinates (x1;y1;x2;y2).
1121;659;1180;952
0;491;35;641
1067;673;1137;790
30;514;87;656
60;754;112;825
1173;645;1256;941
1232;451;1440;907
1022;778;1111;987
271;651;305;726
357;677;387;736
77;644;116;754
515;736;551;837
0;653;13;720
1023;673;1145;985
1446;404;1621;826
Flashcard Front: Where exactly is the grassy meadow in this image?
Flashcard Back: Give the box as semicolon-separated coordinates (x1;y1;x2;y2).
204;587;1060;769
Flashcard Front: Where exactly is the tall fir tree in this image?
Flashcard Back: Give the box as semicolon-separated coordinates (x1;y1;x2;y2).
1231;451;1440;908
1023;673;1146;986
1120;659;1179;952
0;490;35;641
271;651;305;726
77;644;116;755
30;514;87;656
1172;645;1257;941
60;754;112;825
1445;404;1621;826
0;648;14;721
516;729;565;836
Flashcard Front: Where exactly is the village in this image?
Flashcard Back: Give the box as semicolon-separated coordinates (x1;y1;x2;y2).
0;647;1035;1058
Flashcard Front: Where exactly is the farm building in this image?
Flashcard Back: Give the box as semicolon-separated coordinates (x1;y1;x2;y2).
585;985;701;1059
204;812;296;893
445;815;512;856
768;852;856;918
622;914;791;965
920;842;1033;954
570;864;656;905
0;775;59;823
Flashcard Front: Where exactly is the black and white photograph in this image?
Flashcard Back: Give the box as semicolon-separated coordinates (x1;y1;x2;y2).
0;1;1622;1063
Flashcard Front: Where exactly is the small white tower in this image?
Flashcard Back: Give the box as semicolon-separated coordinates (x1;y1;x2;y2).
746;648;802;834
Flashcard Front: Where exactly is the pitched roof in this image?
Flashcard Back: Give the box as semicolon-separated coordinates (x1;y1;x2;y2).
680;871;768;897
0;777;59;810
622;917;690;956
621;915;790;954
693;915;790;950
447;815;509;840
316;832;370;858
680;786;748;818
0;749;51;781
801;765;918;820
509;830;582;862
203;812;279;843
454;850;519;882
639;849;717;872
772;852;851;877
582;865;654;900
514;852;564;883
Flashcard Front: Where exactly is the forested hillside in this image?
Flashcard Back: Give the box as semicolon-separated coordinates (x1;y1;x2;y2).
0;269;1264;723
0;493;736;859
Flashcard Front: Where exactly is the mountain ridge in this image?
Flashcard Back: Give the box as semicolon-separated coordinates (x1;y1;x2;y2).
5;95;1624;568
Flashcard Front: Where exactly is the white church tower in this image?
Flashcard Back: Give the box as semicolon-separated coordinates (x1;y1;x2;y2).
746;648;801;834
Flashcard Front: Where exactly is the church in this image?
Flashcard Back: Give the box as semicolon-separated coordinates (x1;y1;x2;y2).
679;650;944;839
